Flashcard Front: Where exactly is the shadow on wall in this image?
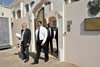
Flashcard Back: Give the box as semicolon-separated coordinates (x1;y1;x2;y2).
80;20;100;35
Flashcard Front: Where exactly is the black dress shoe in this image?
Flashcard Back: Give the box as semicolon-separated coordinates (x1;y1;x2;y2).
31;62;38;65
51;50;53;53
45;59;48;62
21;57;26;60
55;51;58;53
22;58;24;60
24;59;29;63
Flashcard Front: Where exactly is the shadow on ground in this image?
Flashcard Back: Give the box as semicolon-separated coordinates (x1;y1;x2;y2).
49;48;58;58
14;47;58;61
14;52;45;60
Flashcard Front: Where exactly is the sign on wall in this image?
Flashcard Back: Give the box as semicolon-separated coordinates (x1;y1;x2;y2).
85;17;100;31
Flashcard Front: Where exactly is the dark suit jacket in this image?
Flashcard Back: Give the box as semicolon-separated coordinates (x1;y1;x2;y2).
55;28;58;40
21;28;31;47
48;27;54;39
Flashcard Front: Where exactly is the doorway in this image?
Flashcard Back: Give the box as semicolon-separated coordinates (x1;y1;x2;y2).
31;0;64;61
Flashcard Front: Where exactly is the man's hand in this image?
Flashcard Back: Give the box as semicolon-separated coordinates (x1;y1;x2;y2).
16;37;20;40
41;42;44;46
27;43;30;46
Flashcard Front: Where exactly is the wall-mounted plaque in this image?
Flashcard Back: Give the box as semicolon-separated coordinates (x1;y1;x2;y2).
85;17;100;31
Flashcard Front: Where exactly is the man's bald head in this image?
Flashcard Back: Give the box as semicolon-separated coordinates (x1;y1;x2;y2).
22;23;27;29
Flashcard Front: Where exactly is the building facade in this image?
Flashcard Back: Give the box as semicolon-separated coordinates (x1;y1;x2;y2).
64;0;100;67
7;0;100;67
0;5;12;49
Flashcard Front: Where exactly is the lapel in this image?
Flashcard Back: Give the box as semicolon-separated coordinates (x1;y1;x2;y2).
23;28;27;39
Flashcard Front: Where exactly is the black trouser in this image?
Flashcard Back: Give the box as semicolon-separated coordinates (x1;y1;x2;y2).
56;38;58;52
35;40;48;63
21;43;29;60
47;37;53;52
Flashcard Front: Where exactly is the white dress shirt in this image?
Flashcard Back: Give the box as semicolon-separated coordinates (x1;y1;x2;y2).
21;30;25;41
36;26;47;44
49;28;51;36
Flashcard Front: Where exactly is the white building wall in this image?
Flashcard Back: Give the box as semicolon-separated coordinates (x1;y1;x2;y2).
64;0;100;67
11;2;20;19
50;0;63;15
45;3;57;18
10;0;38;51
0;6;11;17
0;6;12;46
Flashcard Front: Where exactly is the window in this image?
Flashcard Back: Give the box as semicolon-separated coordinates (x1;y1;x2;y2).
53;20;57;30
45;2;51;5
11;23;13;29
1;13;4;16
30;1;35;7
17;10;21;18
25;4;29;12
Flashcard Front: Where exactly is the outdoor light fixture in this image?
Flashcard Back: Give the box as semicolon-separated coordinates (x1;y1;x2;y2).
88;0;100;16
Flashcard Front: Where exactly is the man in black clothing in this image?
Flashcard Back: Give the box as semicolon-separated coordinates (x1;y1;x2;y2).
55;28;58;53
32;21;48;64
47;23;54;52
21;23;31;63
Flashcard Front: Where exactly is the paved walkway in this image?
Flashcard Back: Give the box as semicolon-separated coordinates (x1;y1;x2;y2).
0;46;58;67
0;47;79;67
0;39;79;67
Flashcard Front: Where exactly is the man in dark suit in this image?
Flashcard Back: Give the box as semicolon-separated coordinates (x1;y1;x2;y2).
55;28;58;53
21;23;31;63
47;23;54;52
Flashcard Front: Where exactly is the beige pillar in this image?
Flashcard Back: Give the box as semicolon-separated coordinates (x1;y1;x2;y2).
9;17;13;46
46;17;49;24
50;2;53;11
30;14;36;52
15;10;18;19
20;1;24;18
68;0;71;3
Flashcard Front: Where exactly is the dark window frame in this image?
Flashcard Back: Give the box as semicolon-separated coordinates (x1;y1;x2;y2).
30;1;35;7
1;13;4;16
25;4;29;12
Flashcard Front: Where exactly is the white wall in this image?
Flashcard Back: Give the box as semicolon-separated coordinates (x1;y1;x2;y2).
0;6;11;18
64;0;100;67
50;0;63;15
11;2;20;19
44;3;57;18
10;0;41;51
0;6;12;46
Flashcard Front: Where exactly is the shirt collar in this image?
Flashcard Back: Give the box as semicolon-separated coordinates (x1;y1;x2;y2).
40;26;43;28
22;28;26;31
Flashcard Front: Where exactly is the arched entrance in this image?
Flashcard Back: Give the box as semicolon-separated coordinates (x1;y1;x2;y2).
30;0;64;61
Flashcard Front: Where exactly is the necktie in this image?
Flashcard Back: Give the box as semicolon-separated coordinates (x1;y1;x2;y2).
48;29;50;37
37;29;40;41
